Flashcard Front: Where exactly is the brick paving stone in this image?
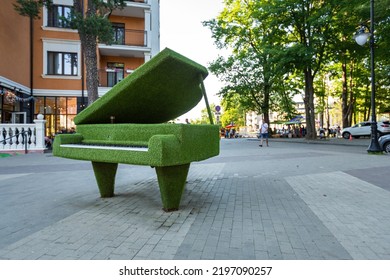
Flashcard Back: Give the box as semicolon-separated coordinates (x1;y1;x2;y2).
1;139;390;260
286;171;390;260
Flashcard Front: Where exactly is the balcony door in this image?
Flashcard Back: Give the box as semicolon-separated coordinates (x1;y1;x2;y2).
112;23;125;45
107;62;124;87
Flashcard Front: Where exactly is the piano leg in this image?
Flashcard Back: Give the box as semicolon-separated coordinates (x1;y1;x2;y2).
155;163;190;212
91;161;118;198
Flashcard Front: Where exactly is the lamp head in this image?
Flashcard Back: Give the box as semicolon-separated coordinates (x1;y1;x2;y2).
354;25;371;46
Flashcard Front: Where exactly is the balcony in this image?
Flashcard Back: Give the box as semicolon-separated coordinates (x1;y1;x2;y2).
98;29;147;57
98;68;135;88
112;0;148;18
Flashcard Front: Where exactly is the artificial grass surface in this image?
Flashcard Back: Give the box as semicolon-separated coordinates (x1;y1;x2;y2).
74;48;208;125
53;48;220;211
53;123;219;167
156;164;190;211
0;153;12;158
92;162;118;198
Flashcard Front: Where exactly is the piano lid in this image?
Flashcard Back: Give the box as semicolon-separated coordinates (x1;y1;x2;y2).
74;48;209;125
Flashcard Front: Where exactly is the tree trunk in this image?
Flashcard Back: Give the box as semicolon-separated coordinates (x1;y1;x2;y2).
348;64;354;125
304;69;316;139
263;80;271;125
83;34;99;105
74;0;100;105
341;62;349;128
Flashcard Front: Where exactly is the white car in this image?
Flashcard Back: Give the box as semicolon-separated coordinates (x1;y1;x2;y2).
341;121;390;139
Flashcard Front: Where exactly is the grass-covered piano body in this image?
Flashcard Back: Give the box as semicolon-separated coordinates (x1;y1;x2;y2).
53;48;220;211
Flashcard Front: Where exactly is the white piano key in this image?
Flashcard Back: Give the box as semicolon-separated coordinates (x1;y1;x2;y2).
60;144;148;152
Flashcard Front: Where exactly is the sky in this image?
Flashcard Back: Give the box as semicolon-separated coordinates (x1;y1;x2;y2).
159;0;227;121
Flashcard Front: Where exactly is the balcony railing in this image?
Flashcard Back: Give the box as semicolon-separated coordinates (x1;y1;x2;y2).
111;29;147;47
98;68;135;88
125;0;146;3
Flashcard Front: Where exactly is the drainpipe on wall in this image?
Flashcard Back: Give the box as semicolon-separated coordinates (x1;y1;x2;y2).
29;16;34;123
81;0;85;110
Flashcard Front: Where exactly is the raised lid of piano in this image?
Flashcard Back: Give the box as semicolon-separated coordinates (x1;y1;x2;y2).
53;48;220;211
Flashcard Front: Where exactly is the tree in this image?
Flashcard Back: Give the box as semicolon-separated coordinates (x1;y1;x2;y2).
204;0;293;125
220;96;245;128
205;0;347;139
265;0;344;139
324;0;376;128
193;103;218;124
358;0;390;120
333;0;390;126
13;0;51;18
71;0;126;105
14;0;126;106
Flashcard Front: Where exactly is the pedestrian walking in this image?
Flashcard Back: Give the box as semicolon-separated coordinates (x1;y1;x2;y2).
259;121;269;147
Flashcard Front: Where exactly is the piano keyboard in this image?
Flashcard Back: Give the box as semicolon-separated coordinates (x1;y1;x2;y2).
60;144;148;152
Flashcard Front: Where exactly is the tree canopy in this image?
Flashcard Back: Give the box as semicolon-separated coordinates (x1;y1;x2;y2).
205;0;390;139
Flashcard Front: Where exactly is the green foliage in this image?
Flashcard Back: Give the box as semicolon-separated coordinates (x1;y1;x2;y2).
193;103;218;124
69;0;126;44
13;0;51;19
71;13;109;37
204;0;302;124
220;97;245;128
206;0;390;137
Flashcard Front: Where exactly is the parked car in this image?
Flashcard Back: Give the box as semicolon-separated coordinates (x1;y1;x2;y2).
379;134;390;153
341;121;390;139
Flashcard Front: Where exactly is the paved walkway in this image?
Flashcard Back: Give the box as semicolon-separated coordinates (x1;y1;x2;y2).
0;137;389;260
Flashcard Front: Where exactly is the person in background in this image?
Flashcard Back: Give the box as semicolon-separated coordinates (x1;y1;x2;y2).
259;121;269;147
319;127;325;139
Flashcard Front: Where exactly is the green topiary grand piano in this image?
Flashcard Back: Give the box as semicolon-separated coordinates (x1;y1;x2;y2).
53;48;220;211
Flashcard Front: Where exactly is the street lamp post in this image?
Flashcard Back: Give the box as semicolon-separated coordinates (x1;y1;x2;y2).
354;0;382;153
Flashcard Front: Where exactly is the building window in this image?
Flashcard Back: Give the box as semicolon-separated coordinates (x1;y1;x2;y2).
47;52;78;76
107;62;124;87
42;39;81;79
47;5;72;28
112;23;125;45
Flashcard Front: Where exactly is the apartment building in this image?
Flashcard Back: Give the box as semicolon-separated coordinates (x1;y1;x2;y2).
0;0;160;136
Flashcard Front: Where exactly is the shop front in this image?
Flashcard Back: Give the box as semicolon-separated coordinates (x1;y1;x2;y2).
0;87;33;124
1;85;88;138
34;96;87;137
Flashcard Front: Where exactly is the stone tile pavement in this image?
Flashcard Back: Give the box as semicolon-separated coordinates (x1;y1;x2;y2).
0;138;389;260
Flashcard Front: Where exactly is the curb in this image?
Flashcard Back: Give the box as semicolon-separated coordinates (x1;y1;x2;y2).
247;137;370;147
